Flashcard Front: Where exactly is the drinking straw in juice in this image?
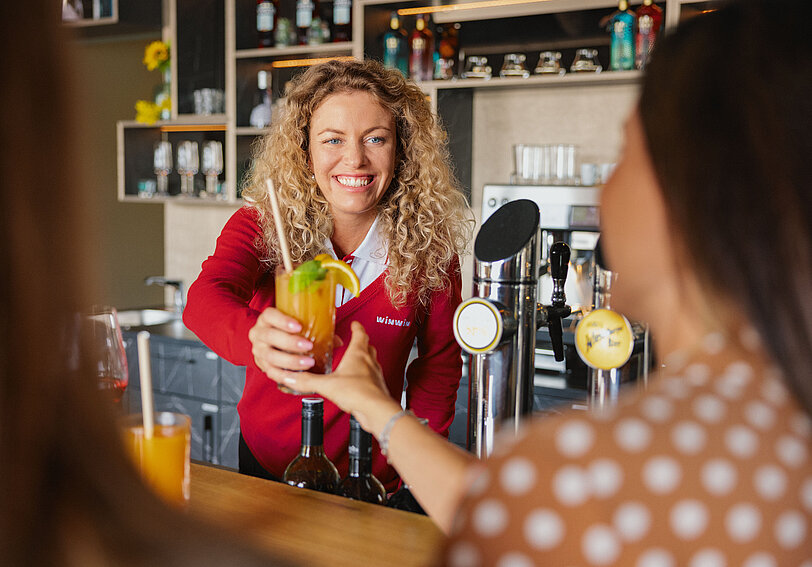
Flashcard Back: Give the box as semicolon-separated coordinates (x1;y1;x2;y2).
122;412;191;505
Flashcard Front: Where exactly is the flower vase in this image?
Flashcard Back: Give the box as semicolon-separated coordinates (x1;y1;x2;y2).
154;68;171;121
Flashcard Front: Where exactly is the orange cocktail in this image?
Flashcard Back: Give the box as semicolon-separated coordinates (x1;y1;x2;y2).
122;412;191;505
275;264;337;374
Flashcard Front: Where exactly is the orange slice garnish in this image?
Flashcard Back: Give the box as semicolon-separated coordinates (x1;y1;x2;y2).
315;253;360;297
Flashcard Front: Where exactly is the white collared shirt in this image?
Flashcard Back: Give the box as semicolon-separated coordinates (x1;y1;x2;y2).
323;216;388;307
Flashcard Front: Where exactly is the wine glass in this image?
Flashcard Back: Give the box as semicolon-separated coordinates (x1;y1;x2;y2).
83;306;129;405
153;141;172;197
201;140;223;199
176;141;188;195
177;140;199;197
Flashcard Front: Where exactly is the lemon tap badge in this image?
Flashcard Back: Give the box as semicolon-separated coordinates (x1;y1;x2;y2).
574;308;634;370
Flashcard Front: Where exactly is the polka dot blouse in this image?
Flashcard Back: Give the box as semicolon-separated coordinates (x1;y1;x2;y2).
445;338;812;566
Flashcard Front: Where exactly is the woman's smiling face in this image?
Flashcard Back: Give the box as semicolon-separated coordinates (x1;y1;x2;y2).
308;90;396;228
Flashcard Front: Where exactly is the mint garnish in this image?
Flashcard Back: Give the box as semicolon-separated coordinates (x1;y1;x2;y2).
288;260;328;294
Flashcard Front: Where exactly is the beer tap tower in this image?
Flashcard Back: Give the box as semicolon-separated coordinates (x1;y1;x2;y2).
453;199;571;458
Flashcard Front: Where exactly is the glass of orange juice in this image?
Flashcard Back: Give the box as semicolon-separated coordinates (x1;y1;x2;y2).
275;264;337;391
121;412;191;505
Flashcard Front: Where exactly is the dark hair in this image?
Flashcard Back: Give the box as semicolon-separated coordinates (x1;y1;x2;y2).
639;0;812;414
0;2;287;564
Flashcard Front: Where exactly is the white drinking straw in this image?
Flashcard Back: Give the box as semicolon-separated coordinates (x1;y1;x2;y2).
136;331;155;439
265;178;294;273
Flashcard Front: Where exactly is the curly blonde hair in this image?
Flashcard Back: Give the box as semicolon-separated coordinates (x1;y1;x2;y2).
242;59;474;306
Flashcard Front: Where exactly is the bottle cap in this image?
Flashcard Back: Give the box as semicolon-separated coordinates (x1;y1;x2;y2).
348;415;372;459
302;397;324;418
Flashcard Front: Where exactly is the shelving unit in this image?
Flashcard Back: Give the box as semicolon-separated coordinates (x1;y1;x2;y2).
62;0;162;38
235;41;355;59
117;115;228;201
418;70;640;91
116;0;707;206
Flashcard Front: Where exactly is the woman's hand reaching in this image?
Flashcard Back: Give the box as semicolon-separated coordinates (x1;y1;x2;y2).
273;321;402;435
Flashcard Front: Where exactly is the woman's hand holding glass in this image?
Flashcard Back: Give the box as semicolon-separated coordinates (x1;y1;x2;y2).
249;307;318;380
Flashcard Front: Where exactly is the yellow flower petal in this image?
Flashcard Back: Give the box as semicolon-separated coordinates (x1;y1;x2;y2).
143;41;170;72
135;100;161;125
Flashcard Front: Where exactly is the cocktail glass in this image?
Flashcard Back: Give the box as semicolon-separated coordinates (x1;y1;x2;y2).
275;265;337;394
83;305;129;404
121;411;191;505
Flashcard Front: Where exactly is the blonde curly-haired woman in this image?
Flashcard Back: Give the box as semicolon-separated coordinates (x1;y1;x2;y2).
184;59;473;489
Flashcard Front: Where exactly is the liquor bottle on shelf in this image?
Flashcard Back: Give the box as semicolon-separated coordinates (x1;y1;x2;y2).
382;11;408;77
249;70;272;129
256;0;277;48
608;0;635;71
320;18;331;43
333;0;352;42
434;22;460;80
276;17;293;47
409;14;434;82
635;0;663;70
309;16;326;45
338;416;386;504
296;0;319;45
433;25;443;79
283;398;340;494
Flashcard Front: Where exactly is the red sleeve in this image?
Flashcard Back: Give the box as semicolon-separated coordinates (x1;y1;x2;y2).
404;260;464;438
183;207;268;367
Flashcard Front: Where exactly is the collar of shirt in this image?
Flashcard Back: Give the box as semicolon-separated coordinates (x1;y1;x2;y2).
323;216;388;306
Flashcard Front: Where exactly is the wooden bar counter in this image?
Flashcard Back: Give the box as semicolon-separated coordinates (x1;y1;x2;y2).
189;463;445;566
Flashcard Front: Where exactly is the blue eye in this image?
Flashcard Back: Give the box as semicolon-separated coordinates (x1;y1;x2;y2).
325;138;341;145
367;136;385;144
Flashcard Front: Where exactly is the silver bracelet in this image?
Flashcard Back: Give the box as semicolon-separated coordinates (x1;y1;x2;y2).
380;409;413;459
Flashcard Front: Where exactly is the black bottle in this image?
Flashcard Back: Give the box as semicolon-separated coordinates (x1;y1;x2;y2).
283;397;340;494
338;416;386;504
386;483;426;514
387;416;427;514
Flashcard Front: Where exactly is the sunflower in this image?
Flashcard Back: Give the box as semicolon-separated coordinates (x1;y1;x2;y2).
143;40;170;72
135;100;161;125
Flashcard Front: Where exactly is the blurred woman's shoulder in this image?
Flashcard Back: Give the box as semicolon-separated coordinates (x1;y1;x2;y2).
447;346;811;566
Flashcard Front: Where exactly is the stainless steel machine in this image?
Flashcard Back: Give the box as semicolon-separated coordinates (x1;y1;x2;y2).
453;199;572;458
449;187;652;456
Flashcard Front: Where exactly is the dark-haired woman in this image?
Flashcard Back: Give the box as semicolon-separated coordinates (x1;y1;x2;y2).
269;1;812;564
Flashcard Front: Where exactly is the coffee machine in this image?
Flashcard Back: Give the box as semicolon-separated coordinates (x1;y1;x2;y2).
481;184;601;312
452;191;652;456
453;199;572;458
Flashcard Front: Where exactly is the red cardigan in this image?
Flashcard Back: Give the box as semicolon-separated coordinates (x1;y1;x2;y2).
183;207;463;489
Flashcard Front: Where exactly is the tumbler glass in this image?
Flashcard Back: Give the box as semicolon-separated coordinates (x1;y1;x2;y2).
462;56;492;79
274;265;337;393
571;49;602;73
500;53;529;78
534;51;565;75
121;412;191;506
